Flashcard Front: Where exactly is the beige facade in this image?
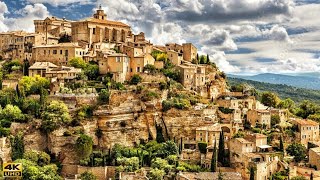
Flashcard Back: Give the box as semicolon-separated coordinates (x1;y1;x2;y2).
309;147;320;170
292;119;319;146
97;51;130;83
131;53;155;75
29;62;81;83
183;43;197;62
270;109;288;123
34;16;72;38
196;124;221;148
71;8;131;47
0;31;27;60
247;110;271;128
32;43;86;65
179;64;206;90
167;50;183;65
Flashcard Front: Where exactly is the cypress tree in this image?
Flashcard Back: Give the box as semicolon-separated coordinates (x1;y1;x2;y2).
249;167;255;180
218;131;225;165
311;172;314;180
279;136;284;152
207;54;210;64
211;138;217;172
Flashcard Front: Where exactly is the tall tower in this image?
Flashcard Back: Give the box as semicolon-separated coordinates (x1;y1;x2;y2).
93;4;107;20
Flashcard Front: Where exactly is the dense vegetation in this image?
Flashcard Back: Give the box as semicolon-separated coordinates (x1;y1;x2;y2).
228;77;320;103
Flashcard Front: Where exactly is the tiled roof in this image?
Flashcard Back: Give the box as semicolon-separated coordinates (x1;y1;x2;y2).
79;18;130;27
29;62;58;69
34;42;81;48
178;172;242;180
236;138;253;144
293;119;319;126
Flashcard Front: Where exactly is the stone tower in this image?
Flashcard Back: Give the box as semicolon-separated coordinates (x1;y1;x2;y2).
93;5;107;20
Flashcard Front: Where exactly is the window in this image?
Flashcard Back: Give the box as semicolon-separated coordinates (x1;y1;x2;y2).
53;50;57;54
93;28;96;35
130;68;133;72
44;50;46;55
65;50;68;56
60;50;63;54
116;57;120;62
137;67;140;72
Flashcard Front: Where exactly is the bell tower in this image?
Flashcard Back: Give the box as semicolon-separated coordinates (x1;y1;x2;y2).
93;4;107;20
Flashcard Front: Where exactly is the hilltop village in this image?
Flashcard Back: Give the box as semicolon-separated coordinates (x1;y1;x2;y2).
0;7;319;180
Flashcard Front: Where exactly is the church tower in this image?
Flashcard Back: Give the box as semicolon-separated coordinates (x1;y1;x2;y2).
93;5;107;20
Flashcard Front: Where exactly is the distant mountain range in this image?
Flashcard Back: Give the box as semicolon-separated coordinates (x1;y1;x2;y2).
228;73;320;90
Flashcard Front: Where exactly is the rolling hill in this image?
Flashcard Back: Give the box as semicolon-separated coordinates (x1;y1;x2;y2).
228;73;320;90
228;77;320;104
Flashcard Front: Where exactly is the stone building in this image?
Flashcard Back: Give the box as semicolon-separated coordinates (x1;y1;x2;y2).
182;43;197;62
97;50;130;83
176;172;242;180
71;7;131;48
309;147;320;170
291;119;319;146
31;42;86;65
179;64;206;90
247;109;272;128
34;16;72;38
167;50;183;65
196;124;221;148
29;61;81;83
0;31;28;60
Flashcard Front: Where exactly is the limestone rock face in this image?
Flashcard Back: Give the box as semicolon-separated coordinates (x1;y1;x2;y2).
24;130;47;152
0;137;11;162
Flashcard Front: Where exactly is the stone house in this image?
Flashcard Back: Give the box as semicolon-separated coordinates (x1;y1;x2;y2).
178;64;206;90
97;50;130;83
167;50;183;65
270;109;288;124
196;124;221;148
0;31;28;60
34;16;72;38
31;42;86;65
131;53;155;75
247;110;271;128
216;95;256;111
291;119;319;146
29;62;81;83
182;43;197;62
71;8;131;47
309;147;320;170
229;138;255;164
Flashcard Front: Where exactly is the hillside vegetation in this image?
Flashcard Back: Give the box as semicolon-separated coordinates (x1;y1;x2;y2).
228;77;320;103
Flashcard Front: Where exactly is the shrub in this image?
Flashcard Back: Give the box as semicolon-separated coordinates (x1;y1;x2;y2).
130;74;142;85
0;127;10;137
144;64;158;74
81;171;97;180
218;107;234;114
198;142;208;154
98;89;110;104
76;134;93;159
141;90;160;102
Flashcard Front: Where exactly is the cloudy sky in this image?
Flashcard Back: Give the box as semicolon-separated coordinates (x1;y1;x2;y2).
1;0;320;75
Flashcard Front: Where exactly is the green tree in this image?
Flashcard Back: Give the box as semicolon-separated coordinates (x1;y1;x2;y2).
80;171;97;180
249;166;255;180
278;98;295;109
218;131;225;165
69;57;87;69
157;141;178;158
23;150;50;166
41;101;71;133
296;100;319;119
84;63;99;80
149;168;165;180
271;115;280;127
98;89;110;104
261;92;280;108
19;75;50;95
291;176;307;180
0;104;25;126
76;134;93;159
130;74;142;85
10;132;24;160
198;142;208;154
14;159;62;180
286;143;306;162
199;55;206;64
117;157;140;172
211;139;217;172
151;158;172;173
279;136;284;152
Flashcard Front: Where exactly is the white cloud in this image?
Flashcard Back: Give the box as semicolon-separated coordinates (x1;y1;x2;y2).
262;25;292;43
5;3;50;32
0;1;8;32
27;0;94;7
